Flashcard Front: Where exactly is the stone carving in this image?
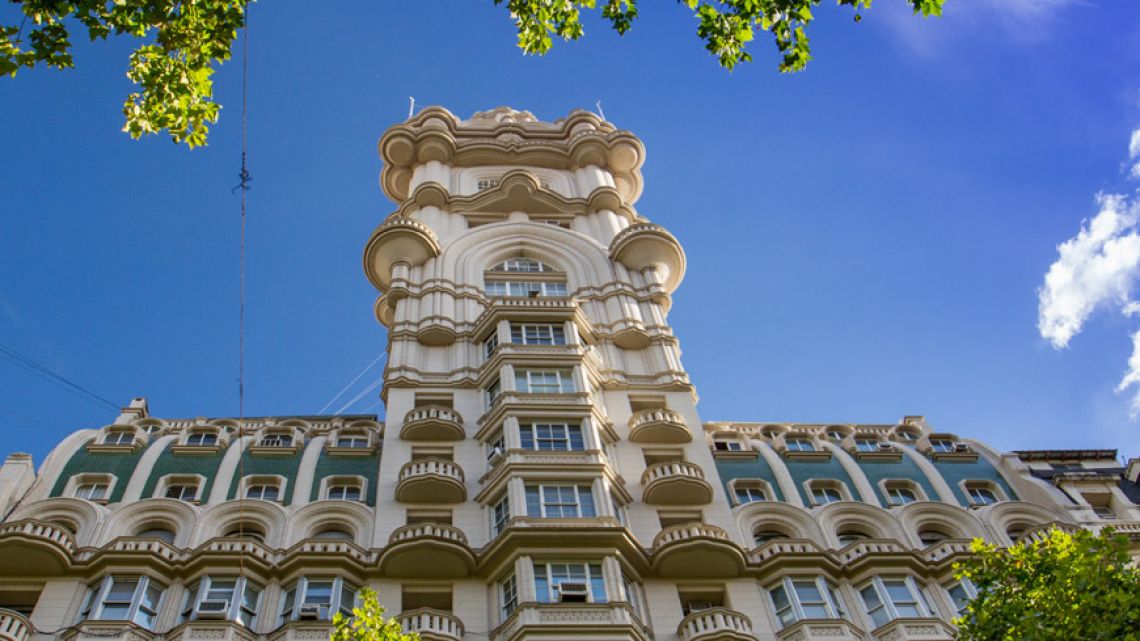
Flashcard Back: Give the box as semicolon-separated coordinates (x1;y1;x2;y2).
469;107;538;124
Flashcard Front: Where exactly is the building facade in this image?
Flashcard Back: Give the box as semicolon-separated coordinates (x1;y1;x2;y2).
0;106;1137;641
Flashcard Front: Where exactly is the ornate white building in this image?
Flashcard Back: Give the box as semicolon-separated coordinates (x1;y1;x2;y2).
0;106;1137;641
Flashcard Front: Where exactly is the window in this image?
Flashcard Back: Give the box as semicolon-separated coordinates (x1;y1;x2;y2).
491;493;511;536
836;530;870;545
102;431;135;446
279;577;356;624
181;576;261;628
490;258;555;272
859;576;933;628
810;484;844;505
966;484;999;506
929;439;956;453
518;369;575;394
326;482;363;501
520;423;585;451
486;432;506;463
75;482;110;501
534;563;606;603
80;576;165;629
855;439;880;453
734;485;768;504
611;494;628;526
511;323;566;345
484;333;499;359
945;579;978;617
786;438;816;452
136;527;176;545
885;485;919;506
526;485;596;518
768;577;846;628
622;574;645;622
477;178;501;191
1092;504;1117;520
336;434;370;448
164;482;199;501
753;530;789;546
499;574;518;621
918;529;950;546
825;430;846;442
313;528;354;541
485;281;569;297
713;440;743;452
246;483;280;501
186;431;218;446
258;433;293;448
223;523;265;542
895;430;919;441
485;379;502;406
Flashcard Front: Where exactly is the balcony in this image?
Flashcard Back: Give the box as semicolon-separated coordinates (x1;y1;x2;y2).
652;523;745;578
0;609;30;641
628;409;691;443
401;406;465;441
677;608;755;641
0;519;75;575
492;603;650;641
776;620;863;641
398;609;464;641
166;621;257;641
871;619;955;641
381;524;475;578
641;461;712;505
396;459;466;503
267;622;335;641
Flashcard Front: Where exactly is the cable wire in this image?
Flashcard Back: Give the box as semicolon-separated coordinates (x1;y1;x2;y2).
0;342;119;410
318;352;387;414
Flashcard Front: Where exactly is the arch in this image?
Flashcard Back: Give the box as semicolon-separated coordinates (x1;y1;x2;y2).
286;501;374;547
897;502;986;547
9;497;105;546
101;498;198;547
194;500;288;548
736;502;825;547
982;501;1069;544
816;502;907;547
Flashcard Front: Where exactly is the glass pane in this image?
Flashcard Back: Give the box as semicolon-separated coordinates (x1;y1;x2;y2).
106;579;139;601
304;581;334;605
526;487;541;517
99;604;131;620
884;580;914;603
590;565;606;602
579;487;596;516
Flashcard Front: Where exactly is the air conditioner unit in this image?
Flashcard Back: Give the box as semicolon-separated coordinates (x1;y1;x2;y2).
877;442;895;451
953;443;972;452
488;447;505;465
298;604;325;620
196;600;230;618
555;582;589;602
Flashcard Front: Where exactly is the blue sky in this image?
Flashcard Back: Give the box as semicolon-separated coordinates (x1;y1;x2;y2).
2;0;1140;464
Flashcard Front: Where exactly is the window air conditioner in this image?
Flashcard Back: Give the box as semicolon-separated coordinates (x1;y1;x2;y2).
954;443;972;452
555;582;589;602
488;447;505;465
196;600;230;618
298;604;325;620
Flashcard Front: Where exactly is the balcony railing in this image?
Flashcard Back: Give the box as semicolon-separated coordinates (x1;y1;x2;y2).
401;405;465;441
653;523;732;548
493;603;650;641
396;459;466;503
0;609;30;641
677;607;754;641
0;519;76;552
390;523;468;546
398;608;463;641
641;461;712;505
628;408;691;443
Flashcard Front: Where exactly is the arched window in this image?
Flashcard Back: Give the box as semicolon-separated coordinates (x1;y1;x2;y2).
753;530;789;546
485;257;567;298
313;528;355;541
489;258;556;273
917;528;950;546
836;529;871;545
136;526;176;545
224;522;266;542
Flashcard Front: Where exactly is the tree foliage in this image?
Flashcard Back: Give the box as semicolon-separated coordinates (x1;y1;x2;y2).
331;589;419;641
2;0;944;147
954;527;1140;641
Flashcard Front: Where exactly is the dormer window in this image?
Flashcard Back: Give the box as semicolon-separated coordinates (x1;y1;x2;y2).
186;431;218;447
70;473;116;502
103;430;135;446
929;438;956;453
855;438;880;453
259;433;293;448
477;178;500;191
785;438;816;453
808;480;849;506
965;483;1000;506
336;434;370;449
246;484;279;501
164;482;199;501
733;483;769;505
76;482;110;501
324;476;365;502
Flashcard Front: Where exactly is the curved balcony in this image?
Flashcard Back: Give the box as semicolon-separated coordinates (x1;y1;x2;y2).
363;216;441;292
381;524;475;578
628;408;691;443
0;519;75;575
398;609;464;641
396;459;466;503
400;406;465;441
652;523;746;578
492;603;650;641
609;223;686;293
677;608;754;641
0;609;30;641
871;618;955;641
776;620;863;641
641;461;712;505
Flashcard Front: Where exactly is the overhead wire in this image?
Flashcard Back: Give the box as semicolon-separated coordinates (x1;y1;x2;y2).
318;352;387;414
0;342;119;410
233;0;252;585
333;377;384;416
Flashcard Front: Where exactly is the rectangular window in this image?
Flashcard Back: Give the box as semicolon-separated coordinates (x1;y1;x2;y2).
519;369;574;394
734;486;767;504
103;431;134;446
279;577;356;624
181;576;262;629
486;432;506;463
491;493;511;536
76;482;110;501
499;574;518;621
84;576;166;630
534;563;606;603
611;494;628;526
484;333;499;359
510;323;567;346
186;432;218;446
519;423;585;451
485;281;568;297
258;434;292;448
525;485;597;518
336;436;370;448
946;580;977;617
486;379;502;406
164;483;199;501
714;441;743;451
859;576;931;628
327;484;362;501
767;576;843;628
246;484;280;501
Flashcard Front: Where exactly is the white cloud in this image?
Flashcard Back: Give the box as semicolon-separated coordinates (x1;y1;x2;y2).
1117;329;1140;417
1130;129;1140;179
878;0;1083;57
1037;193;1140;349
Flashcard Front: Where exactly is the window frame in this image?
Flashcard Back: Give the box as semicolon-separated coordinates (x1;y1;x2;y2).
517;369;575;394
859;576;934;629
180;575;262;629
525;484;597;518
767;576;846;629
519;422;585;451
510;323;567;346
80;575;166;629
785;438;817;453
533;562;607;604
945;579;978;618
278;577;357;624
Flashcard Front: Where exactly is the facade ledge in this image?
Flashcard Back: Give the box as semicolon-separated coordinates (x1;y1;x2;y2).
85;442;141;454
325;444;379;457
169;444;224;456
398;608;464;641
166;621;258;641
381;523;475;578
0;608;30;641
927;451;979;462
477;392;593;428
776;619;864;641
782;450;832;462
628;408;691;443
266;621;336;641
492;602;651;641
62;621;153;641
641;461;712;505
477;449;622;498
871;618;955;641
677;607;754;641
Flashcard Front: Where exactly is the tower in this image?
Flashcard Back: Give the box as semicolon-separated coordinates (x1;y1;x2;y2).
364;105;747;640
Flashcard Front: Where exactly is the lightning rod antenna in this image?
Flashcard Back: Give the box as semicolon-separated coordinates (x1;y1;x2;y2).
595;100;606;121
408;97;416;119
